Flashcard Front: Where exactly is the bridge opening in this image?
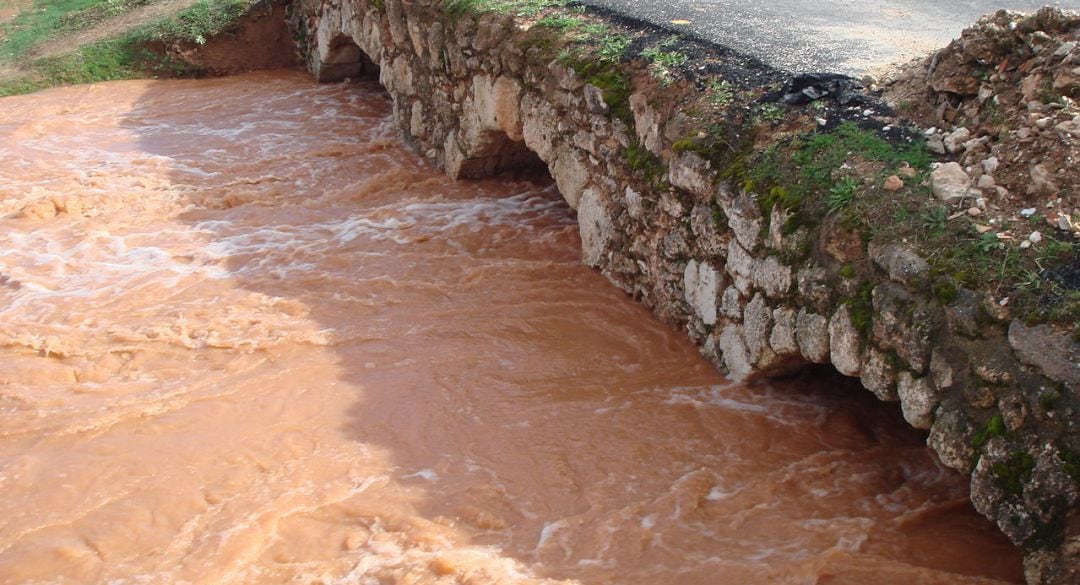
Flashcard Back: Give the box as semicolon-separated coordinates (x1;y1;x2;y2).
316;34;379;82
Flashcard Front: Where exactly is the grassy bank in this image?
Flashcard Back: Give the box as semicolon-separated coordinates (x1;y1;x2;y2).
0;0;249;96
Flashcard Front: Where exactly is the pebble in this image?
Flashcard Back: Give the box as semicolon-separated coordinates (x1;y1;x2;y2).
982;156;999;173
1017;127;1032;139
1021;240;1032;249
968;207;983;216
977;175;996;189
1029;231;1043;244
897;165;917;178
1021;207;1038;217
1035;117;1054;129
883;175;904;191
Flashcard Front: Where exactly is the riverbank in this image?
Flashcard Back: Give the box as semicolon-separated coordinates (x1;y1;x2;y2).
0;0;293;96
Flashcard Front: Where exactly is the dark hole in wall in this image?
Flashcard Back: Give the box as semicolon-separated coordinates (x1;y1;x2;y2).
317;34;379;82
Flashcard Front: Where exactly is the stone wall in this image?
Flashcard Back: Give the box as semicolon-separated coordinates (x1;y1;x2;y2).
285;1;1079;582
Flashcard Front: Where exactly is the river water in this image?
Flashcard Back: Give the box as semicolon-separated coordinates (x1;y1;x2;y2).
0;71;1022;584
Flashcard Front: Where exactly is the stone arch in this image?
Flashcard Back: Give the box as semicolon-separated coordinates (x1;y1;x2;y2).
316;34;379;82
444;75;547;181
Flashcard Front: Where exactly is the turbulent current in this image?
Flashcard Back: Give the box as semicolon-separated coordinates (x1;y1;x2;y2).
0;72;1023;584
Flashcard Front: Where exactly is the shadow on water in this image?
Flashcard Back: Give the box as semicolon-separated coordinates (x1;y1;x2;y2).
118;70;1025;584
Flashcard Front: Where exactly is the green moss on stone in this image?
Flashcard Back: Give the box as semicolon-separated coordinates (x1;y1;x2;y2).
972;413;1007;448
992;450;1035;495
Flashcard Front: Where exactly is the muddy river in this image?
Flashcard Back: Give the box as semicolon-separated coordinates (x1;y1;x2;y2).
0;71;1022;584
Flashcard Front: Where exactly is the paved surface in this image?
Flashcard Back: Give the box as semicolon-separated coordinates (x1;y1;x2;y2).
582;0;1075;76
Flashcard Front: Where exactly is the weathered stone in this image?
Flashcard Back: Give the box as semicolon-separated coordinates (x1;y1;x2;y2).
628;91;663;157
1009;320;1080;391
720;286;743;321
726;239;754;295
492;76;523;140
409;100;424;138
520;93;559;162
716;192;761;252
551;149;589;209
684;260;720;326
943;126;971;153
999;393;1028;432
872;283;932;374
829;304;862;377
719;324;753;380
769;307;799;357
929;409;976;472
743;294;772;365
929;347;956;390
930;162;973;203
752;256;793;298
689;204;725;257
669;151;715;199
869;243;929;286
861;347;898;401
1030;163;1059;195
577;187;613;267
624;186;643;219
582;83;609;115
897;372;937;429
796;266;831;308
796;309;829;364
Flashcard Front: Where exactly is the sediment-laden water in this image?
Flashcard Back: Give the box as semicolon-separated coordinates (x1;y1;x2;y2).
0;71;1022;584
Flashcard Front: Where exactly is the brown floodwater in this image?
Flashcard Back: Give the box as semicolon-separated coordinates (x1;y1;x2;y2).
0;71;1023;585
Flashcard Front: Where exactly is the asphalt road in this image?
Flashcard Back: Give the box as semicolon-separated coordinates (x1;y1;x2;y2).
582;0;1077;76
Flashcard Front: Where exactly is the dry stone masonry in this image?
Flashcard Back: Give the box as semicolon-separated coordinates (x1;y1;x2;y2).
285;2;1080;582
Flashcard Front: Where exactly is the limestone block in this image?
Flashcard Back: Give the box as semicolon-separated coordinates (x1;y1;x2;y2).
491;77;523;141
689;204;725;257
829;304;862;377
1009;320;1080;392
796;266;831;307
628;91;662;157
384;0;409;49
719;324;753;380
872;282;932;374
624;186;643;219
743;294;772;365
752;256;792;298
869;243;929;286
409;101;424;138
897;372;936;429
472;74;498;130
521;93;558;162
930;347;955;390
720;286;743;320
669;151;715;200
578;187;613;267
583;84;609;115
719;191;763;252
861;346;898;401
551;149;589;209
726;239;754;295
930;162;973;204
684;260;720;326
796;309;830;364
405;13;427;60
769;307;799;357
928;409;976;472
